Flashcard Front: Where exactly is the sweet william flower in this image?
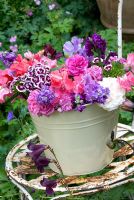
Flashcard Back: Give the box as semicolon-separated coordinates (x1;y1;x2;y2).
66;54;88;76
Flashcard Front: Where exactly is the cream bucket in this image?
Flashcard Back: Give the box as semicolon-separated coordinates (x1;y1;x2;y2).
32;105;118;176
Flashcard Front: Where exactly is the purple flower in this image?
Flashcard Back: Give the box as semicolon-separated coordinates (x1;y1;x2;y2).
7;111;14;122
0;52;16;68
44;44;62;60
92;33;106;58
85;37;94;57
83;75;109;104
10;45;18;53
35;156;50;172
9;36;17;43
27;10;33;17
48;3;56;10
27;146;45;161
27;142;47;151
63;36;83;56
76;104;86;112
40;178;57;196
37;86;55;105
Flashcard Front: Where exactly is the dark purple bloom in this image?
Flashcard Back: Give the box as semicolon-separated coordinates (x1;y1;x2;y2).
27;146;46;161
7;111;14;122
76;104;86;112
92;33;106;58
37;86;55;105
40;178;57;196
44;44;62;60
85;37;94;57
35;156;50;172
27;142;46;151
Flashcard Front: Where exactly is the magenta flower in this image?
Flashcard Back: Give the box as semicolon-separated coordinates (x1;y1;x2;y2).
27;10;33;17
88;65;102;81
66;54;88;76
9;36;17;43
40;178;57;196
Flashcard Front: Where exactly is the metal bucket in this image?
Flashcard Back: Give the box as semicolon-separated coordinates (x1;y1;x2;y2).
32;105;118;176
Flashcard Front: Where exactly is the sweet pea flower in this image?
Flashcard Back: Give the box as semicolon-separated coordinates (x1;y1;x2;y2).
66;54;88;76
125;53;134;72
118;71;134;91
0;69;13;86
24;51;34;60
10;45;18;53
0;86;11;103
87;65;102;81
40;178;57;196
10;54;30;76
99;77;126;111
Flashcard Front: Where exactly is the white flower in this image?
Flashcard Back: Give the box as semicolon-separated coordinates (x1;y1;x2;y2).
99;77;126;111
24;51;34;60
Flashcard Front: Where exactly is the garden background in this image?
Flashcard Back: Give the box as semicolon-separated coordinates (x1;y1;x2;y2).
0;0;134;199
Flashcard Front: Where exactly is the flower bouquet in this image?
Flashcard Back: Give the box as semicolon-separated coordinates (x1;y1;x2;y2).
1;33;134;175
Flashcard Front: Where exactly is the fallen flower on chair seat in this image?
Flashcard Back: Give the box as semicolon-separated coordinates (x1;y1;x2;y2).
40;177;57;196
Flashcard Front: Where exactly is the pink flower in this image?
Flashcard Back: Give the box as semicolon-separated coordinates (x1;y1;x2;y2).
51;70;62;89
66;54;88;76
58;92;72;112
10;54;30;76
118;71;134;91
0;69;13;86
24;51;34;60
0;87;11;103
73;75;84;94
27;90;54;116
40;56;57;69
87;65;102;81
125;53;134;72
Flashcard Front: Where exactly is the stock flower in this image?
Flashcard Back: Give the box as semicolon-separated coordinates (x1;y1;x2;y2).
9;36;17;43
7;111;14;122
59;93;72;112
0;51;16;68
40;178;57;196
37;86;55;105
66;54;88;76
99;77;125;111
84;75;109;104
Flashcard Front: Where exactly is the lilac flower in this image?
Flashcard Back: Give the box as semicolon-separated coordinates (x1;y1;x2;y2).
9;36;17;43
7;111;14;122
37;86;55;105
10;45;18;53
27;10;33;17
63;36;83;56
35;156;50;172
40;178;57;196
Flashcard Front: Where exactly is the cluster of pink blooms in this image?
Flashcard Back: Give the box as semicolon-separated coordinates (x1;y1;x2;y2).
0;35;134;116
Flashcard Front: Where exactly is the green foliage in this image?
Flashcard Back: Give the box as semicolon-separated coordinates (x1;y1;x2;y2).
103;62;125;78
